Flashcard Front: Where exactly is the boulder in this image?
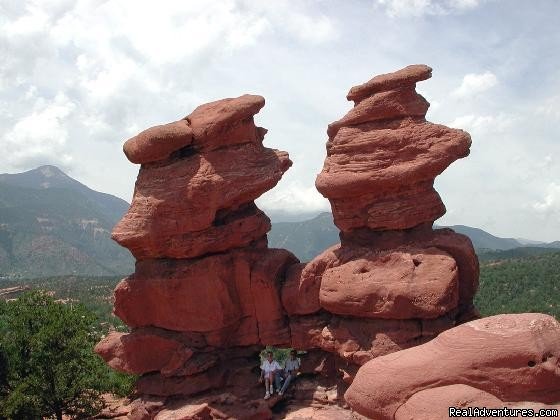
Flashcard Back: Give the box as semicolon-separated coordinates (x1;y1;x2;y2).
345;313;560;420
123;120;193;164
327;89;430;138
394;384;504;420
185;94;266;150
347;64;432;103
319;247;458;319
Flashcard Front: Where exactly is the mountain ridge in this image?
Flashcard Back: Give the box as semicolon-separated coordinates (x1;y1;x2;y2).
0;166;133;278
268;212;560;261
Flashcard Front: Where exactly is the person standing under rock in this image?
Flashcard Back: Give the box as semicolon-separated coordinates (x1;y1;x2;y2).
259;351;282;399
279;350;300;396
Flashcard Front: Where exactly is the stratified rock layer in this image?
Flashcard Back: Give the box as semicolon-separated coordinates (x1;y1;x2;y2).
113;143;290;260
114;249;296;345
317;70;471;232
346;314;560;420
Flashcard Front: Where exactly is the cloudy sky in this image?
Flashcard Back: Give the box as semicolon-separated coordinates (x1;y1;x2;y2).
1;0;559;241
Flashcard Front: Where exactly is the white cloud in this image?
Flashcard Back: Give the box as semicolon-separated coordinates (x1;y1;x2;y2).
375;0;482;17
284;14;336;44
452;71;498;97
257;182;330;214
448;113;513;133
536;95;560;120
533;183;560;214
239;1;337;44
1;93;75;169
1;5;49;37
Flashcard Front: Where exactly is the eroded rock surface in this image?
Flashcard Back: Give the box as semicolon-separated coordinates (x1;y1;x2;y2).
346;314;560;420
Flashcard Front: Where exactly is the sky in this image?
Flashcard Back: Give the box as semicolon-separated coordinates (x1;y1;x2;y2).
1;0;559;241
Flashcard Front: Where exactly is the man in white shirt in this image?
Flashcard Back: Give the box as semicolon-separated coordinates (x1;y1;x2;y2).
259;351;282;399
278;350;300;396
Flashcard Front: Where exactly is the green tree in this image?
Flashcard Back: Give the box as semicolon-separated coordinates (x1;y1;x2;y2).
0;291;110;419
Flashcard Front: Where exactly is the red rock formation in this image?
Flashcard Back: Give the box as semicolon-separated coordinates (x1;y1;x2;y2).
97;95;303;417
395;384;560;420
283;65;478;374
98;66;558;420
316;66;471;232
346;313;560;420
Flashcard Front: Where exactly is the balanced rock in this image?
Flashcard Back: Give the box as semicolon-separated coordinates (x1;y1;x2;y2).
346;313;560;420
347;64;432;103
114;94;291;261
98;94;301;415
122;94;265;165
185;94;266;149
123;120;193;164
316;68;471;232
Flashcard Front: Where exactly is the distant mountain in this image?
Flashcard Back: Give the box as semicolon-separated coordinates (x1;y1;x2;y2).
269;213;559;261
515;237;546;246
0;166;133;278
438;225;523;250
538;240;560;249
268;212;339;261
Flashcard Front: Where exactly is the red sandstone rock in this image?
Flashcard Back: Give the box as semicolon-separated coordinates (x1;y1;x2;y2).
136;367;227;397
101;73;487;418
123;120;193;164
426;228;480;311
327;89;429;138
290;312;455;364
339;226;479;317
282;236;464;319
94;329;193;375
153;393;273;420
284;404;370;419
112;144;291;259
394;384;504;420
127;396;165;420
347;64;432;103
319;247;458;319
345;313;560;420
281;251;340;316
317;66;471;233
167;352;219;377
114;249;296;346
328;181;446;231
185;94;265;150
317;120;471;232
319;119;471;198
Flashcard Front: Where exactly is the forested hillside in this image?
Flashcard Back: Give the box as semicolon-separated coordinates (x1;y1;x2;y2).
475;251;560;319
0;166;134;277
